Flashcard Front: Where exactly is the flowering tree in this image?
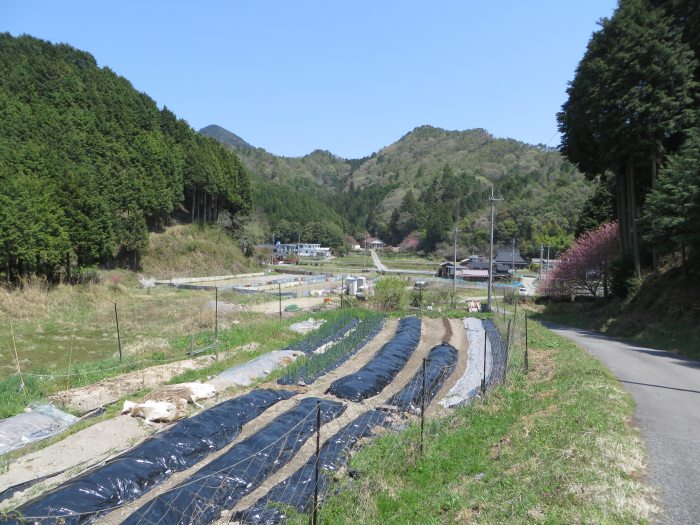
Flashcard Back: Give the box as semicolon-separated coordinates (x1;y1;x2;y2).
540;222;619;298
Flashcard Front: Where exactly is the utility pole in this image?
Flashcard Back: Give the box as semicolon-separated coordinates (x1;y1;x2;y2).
453;219;459;293
511;238;516;286
487;187;503;311
545;245;551;296
363;235;368;271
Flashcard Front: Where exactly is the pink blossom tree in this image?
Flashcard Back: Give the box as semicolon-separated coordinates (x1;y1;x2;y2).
540;222;619;298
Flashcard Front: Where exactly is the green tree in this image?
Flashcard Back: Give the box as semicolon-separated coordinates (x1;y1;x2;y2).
641;128;700;274
558;0;698;275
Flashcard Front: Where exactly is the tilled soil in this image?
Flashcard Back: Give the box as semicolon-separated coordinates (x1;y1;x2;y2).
96;319;400;524
49;347;250;414
9;317;471;525
227;317;450;518
0;417;154;512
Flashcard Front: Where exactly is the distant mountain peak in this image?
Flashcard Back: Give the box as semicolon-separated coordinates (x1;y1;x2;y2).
198;124;253;149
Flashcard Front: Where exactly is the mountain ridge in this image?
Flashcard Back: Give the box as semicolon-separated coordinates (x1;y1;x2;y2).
201;123;590;257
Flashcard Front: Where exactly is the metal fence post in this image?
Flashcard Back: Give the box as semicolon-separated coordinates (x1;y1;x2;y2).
420;357;427;455
279;283;282;320
215;287;218;341
114;302;122;363
481;329;487;394
312;401;321;525
524;314;529;374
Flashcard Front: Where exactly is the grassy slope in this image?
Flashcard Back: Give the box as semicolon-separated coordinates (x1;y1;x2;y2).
538;264;700;360
316;319;655;524
140;223;255;279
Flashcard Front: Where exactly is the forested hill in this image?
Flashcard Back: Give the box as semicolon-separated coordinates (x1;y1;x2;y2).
203;124;590;257
198;125;253;149
0;34;251;282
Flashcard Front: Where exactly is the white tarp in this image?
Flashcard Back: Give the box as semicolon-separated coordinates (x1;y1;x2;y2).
207;350;302;390
439;317;492;407
0;403;79;456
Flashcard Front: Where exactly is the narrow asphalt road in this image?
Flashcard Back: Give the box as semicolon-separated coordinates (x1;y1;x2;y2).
545;323;700;525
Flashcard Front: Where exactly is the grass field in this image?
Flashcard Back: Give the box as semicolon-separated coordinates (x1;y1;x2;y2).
312;317;655;524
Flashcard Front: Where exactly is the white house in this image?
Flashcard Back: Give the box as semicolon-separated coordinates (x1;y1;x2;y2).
274;243;331;259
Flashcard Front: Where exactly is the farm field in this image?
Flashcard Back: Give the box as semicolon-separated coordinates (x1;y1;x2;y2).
0;314;472;521
0;309;652;525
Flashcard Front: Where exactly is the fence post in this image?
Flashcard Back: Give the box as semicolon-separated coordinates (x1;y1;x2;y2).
114;302;123;363
524;314;529;374
481;329;487;394
312;400;321;525
420;357;427;455
503;287;506;322
279;283;282;320
506;319;512;352
215;287;218;341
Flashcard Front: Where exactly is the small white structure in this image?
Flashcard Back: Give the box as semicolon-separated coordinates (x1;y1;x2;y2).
274;243;331;258
345;277;358;296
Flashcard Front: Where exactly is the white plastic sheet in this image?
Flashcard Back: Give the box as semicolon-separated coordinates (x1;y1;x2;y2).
0;403;79;455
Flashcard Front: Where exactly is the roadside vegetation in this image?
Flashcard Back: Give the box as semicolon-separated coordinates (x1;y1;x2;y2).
537;261;700;360
314;318;655;524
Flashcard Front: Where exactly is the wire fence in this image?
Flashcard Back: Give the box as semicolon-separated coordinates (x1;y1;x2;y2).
0;315;519;525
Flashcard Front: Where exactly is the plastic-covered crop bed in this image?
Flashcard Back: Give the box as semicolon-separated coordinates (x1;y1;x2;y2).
278;314;384;386
235;409;391;524
483;319;508;387
121;397;346;525
387;343;458;412
328;317;421;402
3;389;295;525
284;315;360;355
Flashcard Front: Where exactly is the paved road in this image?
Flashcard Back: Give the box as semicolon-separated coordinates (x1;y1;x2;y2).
369;249;388;272
545;324;700;525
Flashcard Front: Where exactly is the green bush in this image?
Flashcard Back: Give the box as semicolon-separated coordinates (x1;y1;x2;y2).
371;276;409;311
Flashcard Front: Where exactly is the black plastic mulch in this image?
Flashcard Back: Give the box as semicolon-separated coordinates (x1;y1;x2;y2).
387;343;458;412
235;409;391;524
1;389;295;525
121;397;346;525
328;317;422;402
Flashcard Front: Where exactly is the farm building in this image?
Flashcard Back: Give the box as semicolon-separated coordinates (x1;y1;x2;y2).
494;249;528;269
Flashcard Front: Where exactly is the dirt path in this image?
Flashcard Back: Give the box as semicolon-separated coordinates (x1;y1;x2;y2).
0;417;153;512
96;319;399;524
429;317;469;417
246;296;335;315
48;348;249;414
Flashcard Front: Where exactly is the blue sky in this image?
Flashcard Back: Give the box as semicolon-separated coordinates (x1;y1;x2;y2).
3;1;618;158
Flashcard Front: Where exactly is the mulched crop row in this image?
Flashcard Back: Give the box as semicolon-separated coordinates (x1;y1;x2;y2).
328;317;422;402
278;314;385;386
121;397;346;525
235;409;392;524
387;343;458;413
3;389;295;525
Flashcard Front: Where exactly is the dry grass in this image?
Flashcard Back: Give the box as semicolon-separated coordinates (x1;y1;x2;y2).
140;224;253;279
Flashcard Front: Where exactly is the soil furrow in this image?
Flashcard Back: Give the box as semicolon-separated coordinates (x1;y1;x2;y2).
96;319;399;524
227;317;447;517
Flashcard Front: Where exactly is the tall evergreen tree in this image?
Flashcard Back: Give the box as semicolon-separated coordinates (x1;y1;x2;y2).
558;0;698;275
641;127;700;274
